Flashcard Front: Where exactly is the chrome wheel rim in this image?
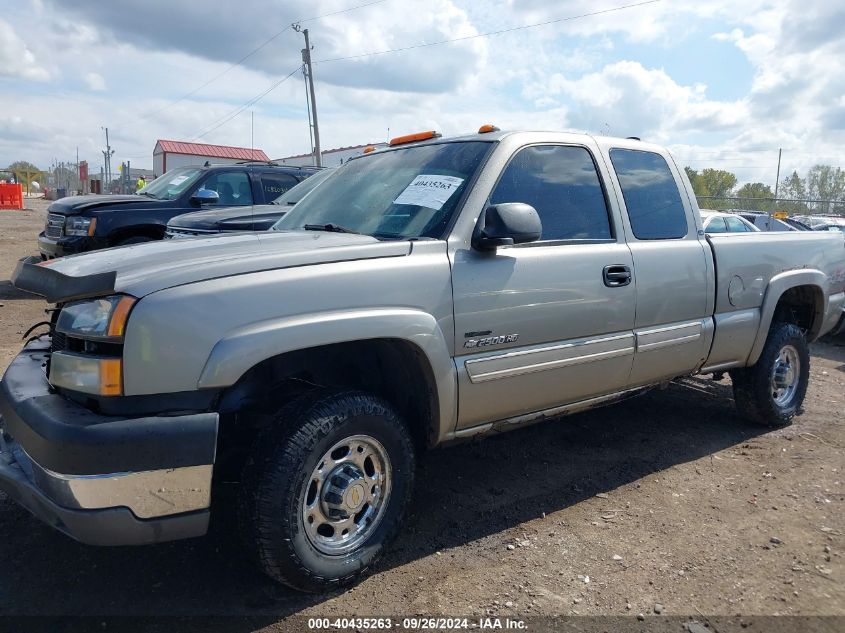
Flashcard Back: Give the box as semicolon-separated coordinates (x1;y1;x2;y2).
771;344;800;407
301;434;392;556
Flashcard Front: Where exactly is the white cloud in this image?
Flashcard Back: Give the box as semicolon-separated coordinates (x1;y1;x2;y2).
84;72;106;91
0;0;844;188
0;18;50;81
523;60;748;140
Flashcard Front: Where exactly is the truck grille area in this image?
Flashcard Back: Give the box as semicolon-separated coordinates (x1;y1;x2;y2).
50;331;67;353
165;227;216;239
45;213;65;238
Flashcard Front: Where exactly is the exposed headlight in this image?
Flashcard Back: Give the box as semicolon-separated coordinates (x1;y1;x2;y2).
56;295;136;340
65;216;97;236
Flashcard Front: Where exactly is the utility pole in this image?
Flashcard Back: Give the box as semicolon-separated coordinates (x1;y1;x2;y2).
293;25;322;167
769;148;782;225
101;127;114;192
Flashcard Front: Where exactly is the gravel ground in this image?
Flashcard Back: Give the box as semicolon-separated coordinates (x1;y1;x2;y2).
0;201;842;628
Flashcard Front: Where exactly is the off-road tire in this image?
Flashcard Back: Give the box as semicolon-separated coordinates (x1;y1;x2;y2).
730;322;809;427
238;389;415;592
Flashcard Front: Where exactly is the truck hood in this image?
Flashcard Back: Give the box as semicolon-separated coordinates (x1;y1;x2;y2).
168;204;284;231
12;231;412;303
47;194;161;215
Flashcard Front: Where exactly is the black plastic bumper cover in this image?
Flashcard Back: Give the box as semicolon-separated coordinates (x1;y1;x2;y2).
0;340;218;545
0;340;218;476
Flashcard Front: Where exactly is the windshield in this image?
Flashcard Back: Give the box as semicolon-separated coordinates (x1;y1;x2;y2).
138;167;203;200
272;141;492;239
272;167;336;207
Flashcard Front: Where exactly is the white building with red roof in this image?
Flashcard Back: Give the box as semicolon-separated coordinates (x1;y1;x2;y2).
275;143;388;168
153;140;269;177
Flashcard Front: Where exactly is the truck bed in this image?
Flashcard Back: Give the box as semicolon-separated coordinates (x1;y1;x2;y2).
704;231;845;370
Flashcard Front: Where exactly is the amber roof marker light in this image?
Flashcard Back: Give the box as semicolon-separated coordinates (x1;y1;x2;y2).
388;130;441;146
478;124;500;133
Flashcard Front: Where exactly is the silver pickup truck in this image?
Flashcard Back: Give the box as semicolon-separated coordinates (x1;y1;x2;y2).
2;129;844;592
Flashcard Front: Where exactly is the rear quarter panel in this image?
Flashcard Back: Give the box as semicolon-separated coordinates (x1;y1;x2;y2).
705;231;845;368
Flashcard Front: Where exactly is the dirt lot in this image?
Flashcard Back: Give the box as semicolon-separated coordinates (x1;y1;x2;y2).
0;201;842;627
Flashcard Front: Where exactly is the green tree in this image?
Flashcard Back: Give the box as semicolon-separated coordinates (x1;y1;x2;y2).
684;166;699;190
699;168;737;198
683;166;736;209
735;182;774;211
806;164;845;213
778;170;809;214
6;160;43;189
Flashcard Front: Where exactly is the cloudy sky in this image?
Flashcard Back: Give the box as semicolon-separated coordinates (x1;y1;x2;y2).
0;0;843;186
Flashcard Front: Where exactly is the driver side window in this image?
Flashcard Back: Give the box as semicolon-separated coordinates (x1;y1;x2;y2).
195;171;252;206
490;145;612;242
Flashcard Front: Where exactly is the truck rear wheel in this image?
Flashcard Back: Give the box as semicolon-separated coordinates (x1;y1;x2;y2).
238;389;415;592
730;322;809;427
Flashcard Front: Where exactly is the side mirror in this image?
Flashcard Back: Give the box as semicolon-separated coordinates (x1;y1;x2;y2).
473;203;542;251
191;188;219;206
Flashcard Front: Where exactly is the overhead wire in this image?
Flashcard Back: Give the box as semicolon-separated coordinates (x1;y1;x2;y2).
314;0;662;63
189;65;304;140
133;0;390;124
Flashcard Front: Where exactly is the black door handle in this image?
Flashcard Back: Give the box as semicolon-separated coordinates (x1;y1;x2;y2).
603;265;632;287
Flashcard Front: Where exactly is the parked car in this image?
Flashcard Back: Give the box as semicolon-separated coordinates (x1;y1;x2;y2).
700;210;760;233
166;167;335;238
38;162;321;257
4;129;845;593
792;214;845;231
732;210;802;231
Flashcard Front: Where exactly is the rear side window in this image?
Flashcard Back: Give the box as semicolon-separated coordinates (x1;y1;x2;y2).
490;145;611;242
261;173;299;201
610;149;688;240
725;216;750;232
705;216;727;233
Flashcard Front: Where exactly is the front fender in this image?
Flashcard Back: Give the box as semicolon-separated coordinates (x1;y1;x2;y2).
746;269;826;365
198;307;457;439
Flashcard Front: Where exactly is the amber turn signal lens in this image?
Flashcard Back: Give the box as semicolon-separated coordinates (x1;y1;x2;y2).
99;358;123;396
107;296;137;337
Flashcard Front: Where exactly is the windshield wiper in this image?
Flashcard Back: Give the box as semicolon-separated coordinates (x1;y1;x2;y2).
138;191;157;199
303;223;360;234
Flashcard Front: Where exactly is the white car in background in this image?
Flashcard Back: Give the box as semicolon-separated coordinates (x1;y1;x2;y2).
700;210;760;234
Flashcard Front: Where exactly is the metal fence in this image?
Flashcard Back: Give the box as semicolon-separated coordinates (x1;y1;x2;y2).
697;195;845;217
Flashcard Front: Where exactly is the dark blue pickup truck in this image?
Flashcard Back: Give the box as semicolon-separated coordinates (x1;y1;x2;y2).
38;162;320;258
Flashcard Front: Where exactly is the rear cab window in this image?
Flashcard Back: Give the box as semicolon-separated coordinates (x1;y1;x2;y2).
609;149;688;240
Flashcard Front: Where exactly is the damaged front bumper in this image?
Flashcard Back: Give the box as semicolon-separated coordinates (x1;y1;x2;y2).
0;339;218;546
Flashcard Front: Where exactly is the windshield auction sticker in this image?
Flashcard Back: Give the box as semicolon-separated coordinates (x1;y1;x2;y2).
394;174;464;210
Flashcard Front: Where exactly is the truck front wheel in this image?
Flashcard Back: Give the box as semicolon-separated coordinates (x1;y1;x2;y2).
238;389;415;592
730;322;810;427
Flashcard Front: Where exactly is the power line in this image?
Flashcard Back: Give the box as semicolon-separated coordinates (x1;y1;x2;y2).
189;65;303;140
296;0;388;23
183;1;662;143
315;0;661;64
135;0;390;124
